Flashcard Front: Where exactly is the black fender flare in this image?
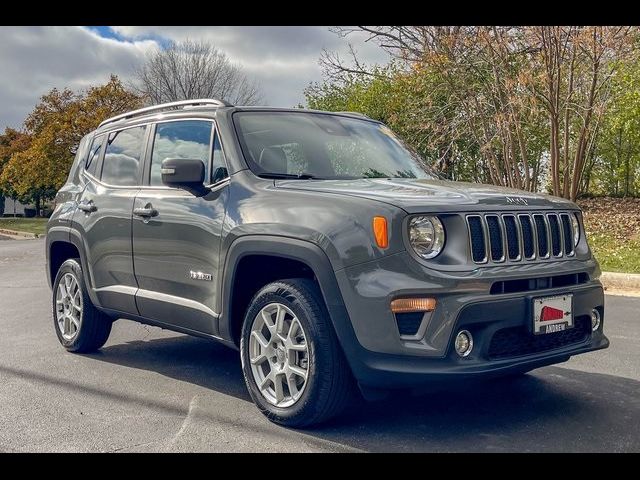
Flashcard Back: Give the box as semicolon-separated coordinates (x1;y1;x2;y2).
218;235;364;369
46;225;100;307
45;226;71;289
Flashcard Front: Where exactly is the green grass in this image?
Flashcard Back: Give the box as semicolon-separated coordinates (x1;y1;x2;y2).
0;217;48;235
588;232;640;274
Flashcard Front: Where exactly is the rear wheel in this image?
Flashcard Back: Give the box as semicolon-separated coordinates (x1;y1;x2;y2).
240;278;354;427
52;259;112;353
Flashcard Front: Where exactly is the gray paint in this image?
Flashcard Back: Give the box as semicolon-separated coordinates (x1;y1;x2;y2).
47;105;608;387
132;182;229;334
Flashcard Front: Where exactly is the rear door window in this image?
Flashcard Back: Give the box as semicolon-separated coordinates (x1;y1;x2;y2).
101;126;146;186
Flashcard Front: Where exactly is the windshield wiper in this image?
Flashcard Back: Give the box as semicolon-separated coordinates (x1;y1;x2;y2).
257;172;321;180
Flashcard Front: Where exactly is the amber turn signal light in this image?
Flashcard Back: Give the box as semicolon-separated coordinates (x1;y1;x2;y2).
372;216;388;248
390;297;437;313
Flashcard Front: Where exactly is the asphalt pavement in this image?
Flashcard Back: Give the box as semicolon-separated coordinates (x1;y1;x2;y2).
1;238;638;452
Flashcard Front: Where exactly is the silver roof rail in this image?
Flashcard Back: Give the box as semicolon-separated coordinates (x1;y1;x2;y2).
335;111;369;118
98;98;233;128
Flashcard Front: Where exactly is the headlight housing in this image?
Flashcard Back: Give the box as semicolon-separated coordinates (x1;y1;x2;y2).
571;213;580;247
408;216;445;259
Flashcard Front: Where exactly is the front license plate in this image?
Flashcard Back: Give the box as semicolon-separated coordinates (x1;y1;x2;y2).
533;294;573;335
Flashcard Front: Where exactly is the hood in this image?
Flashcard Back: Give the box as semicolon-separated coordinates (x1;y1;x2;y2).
275;178;576;213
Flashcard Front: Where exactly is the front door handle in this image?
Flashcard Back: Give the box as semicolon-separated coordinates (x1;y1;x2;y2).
78;202;97;213
133;205;158;218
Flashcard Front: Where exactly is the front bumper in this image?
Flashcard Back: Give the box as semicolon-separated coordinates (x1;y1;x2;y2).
331;251;608;388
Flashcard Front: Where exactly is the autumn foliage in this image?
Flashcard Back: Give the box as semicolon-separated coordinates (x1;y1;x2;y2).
0;75;143;210
308;26;639;201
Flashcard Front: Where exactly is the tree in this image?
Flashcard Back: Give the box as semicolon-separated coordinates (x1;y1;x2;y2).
0;76;144;213
0;128;33;214
315;27;549;191
322;26;636;199
590;57;640;196
135;39;264;105
525;26;633;200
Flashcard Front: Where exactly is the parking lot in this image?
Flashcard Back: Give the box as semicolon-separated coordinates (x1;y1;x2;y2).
1;238;638;452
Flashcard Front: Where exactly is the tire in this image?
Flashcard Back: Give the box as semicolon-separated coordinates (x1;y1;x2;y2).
240;278;354;427
52;258;112;353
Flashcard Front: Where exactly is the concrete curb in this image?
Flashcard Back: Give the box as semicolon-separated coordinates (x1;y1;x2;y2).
601;271;640;290
0;228;41;239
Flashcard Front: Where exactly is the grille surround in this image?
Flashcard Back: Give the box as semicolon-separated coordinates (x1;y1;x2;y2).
466;212;577;265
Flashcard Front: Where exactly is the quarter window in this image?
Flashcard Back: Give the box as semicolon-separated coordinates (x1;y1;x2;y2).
101;126;146;186
85;134;105;178
150;120;213;186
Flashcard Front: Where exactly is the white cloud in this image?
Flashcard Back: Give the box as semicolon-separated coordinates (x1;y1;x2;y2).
0;26;156;130
0;26;390;132
112;26;390;108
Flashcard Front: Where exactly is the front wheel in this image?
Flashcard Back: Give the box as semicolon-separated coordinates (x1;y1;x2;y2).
52;258;112;353
240;279;354;427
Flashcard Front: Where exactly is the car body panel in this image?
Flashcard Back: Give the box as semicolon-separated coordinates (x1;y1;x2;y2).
71;179;140;315
275;177;576;213
132;183;229;335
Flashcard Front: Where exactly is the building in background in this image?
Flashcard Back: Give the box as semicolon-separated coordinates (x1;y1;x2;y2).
2;197;27;217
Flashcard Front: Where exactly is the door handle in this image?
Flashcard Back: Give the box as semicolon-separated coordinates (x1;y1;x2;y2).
78;202;97;213
133;205;158;218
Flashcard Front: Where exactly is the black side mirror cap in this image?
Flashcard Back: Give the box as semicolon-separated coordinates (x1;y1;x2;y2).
161;158;210;196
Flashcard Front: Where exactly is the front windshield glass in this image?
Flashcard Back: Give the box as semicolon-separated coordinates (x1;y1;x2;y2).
233;111;436;179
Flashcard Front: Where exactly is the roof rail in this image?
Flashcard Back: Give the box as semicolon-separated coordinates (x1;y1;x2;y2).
98;98;233;128
335;111;369;118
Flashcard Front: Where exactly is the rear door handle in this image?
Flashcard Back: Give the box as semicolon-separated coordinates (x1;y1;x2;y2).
133;206;158;218
78;202;97;213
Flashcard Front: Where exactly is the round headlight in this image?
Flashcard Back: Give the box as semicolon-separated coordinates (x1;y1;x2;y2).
409;216;445;259
571;214;580;247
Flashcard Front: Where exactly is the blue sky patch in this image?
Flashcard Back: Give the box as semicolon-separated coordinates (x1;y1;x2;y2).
87;26;171;48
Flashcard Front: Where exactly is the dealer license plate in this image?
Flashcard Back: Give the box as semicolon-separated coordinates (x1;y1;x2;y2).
533;294;573;335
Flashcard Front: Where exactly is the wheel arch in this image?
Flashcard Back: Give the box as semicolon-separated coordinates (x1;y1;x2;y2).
46;226;100;307
219;236;357;353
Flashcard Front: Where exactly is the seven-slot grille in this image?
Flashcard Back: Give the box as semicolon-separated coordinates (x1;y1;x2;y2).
467;212;576;264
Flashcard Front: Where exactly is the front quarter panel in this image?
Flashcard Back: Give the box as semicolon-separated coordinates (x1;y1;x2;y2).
221;170;407;272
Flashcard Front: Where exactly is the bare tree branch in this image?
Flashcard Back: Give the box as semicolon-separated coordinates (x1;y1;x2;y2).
134;39;264;106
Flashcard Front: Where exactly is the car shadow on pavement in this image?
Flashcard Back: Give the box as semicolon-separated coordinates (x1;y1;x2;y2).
90;334;640;452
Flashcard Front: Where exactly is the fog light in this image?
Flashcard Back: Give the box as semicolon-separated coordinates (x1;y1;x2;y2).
454;330;473;357
591;309;601;331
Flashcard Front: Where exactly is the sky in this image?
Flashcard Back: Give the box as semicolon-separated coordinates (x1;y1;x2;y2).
0;26;390;132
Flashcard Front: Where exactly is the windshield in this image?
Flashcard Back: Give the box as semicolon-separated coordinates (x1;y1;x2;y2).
233;111;437;180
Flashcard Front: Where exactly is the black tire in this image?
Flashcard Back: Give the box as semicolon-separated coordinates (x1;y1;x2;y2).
240;278;354;427
52;258;112;353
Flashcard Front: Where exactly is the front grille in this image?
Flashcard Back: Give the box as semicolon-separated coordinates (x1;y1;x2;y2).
468;216;486;262
560;214;575;255
548;214;562;256
520;215;535;259
486;215;504;261
503;215;520;260
487;315;591;359
467;212;576;264
533;214;549;257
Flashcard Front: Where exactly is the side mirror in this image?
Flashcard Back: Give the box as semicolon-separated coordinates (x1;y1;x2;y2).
161;158;209;196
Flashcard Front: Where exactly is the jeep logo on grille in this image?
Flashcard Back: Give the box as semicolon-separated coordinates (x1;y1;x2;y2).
505;196;528;206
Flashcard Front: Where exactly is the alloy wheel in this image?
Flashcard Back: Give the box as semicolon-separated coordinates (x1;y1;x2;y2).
55;272;82;341
248;303;310;407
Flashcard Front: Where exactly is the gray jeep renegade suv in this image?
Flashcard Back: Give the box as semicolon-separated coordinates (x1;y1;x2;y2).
46;99;609;427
